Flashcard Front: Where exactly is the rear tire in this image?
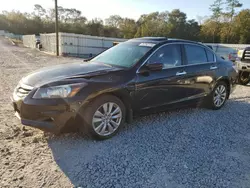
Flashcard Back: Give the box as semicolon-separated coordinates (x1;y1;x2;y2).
78;94;125;140
206;81;228;110
238;71;250;85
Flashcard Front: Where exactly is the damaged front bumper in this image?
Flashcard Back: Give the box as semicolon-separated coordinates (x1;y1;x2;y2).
11;92;85;133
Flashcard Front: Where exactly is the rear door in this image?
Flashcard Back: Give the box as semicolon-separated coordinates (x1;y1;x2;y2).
134;44;196;111
182;44;218;98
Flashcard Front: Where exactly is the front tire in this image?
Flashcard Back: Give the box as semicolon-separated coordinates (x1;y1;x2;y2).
79;95;125;140
238;71;250;85
206;81;228;110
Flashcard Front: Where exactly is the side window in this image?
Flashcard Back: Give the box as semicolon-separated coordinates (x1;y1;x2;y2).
148;44;182;69
206;49;215;62
184;45;208;65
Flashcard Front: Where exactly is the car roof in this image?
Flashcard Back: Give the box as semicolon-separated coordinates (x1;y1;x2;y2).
128;37;202;46
129;37;168;42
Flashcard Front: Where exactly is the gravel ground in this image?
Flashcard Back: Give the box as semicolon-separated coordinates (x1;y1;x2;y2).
1;37;250;188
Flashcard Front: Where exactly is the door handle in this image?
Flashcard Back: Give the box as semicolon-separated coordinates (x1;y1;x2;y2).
210;66;218;70
176;71;187;76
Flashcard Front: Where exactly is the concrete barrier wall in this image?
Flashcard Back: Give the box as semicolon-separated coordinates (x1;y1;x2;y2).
40;33;56;54
59;33;126;57
205;43;250;50
40;32;126;57
4;33;23;40
22;35;37;48
33;32;250;59
0;30;5;36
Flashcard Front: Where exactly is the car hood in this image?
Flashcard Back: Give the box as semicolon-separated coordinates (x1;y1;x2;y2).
21;62;117;87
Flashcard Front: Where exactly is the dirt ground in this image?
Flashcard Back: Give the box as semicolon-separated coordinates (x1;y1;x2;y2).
0;38;77;188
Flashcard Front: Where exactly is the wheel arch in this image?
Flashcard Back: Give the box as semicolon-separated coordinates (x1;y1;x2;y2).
109;90;133;123
80;89;134;123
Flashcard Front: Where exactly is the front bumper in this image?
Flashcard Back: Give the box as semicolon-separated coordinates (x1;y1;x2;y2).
11;94;84;133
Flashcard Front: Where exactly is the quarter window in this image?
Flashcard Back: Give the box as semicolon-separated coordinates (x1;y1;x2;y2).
184;45;208;65
147;44;182;69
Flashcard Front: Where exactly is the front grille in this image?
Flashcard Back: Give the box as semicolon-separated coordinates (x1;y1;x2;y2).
243;50;250;62
15;83;33;99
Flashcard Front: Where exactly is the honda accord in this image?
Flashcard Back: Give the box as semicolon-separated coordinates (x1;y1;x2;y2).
11;37;238;139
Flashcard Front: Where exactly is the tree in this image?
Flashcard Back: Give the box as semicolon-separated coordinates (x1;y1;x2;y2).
233;9;250;43
86;18;104;36
33;4;46;18
200;19;221;42
2;11;29;34
105;15;122;28
0;3;248;44
209;0;224;42
167;9;187;39
196;15;209;25
135;12;169;37
224;0;243;42
186;19;200;41
210;0;224;21
119;18;137;38
225;0;243;21
0;14;8;30
57;7;83;23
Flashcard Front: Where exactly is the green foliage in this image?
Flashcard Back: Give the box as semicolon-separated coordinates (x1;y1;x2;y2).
0;2;249;44
105;15;122;28
226;0;243;20
201;0;249;44
135;12;169;37
210;0;224;21
233;9;250;43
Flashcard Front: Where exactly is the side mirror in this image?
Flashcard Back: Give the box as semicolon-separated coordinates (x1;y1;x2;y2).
146;62;163;71
138;62;163;75
221;56;225;60
83;54;94;62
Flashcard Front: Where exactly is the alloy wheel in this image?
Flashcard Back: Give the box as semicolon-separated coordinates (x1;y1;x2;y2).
92;102;122;136
213;85;227;107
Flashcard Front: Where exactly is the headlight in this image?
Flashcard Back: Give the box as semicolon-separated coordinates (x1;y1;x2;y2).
33;83;87;99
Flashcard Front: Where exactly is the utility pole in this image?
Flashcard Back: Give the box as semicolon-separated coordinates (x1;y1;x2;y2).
55;0;59;56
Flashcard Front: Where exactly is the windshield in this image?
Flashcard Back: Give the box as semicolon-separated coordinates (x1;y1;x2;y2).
90;42;152;68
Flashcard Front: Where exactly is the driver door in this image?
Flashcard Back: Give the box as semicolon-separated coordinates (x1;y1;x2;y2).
134;44;196;111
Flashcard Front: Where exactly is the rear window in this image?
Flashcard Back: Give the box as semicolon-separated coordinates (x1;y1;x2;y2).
184;44;208;65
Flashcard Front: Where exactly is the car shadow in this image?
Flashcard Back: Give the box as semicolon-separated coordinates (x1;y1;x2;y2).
48;99;250;188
